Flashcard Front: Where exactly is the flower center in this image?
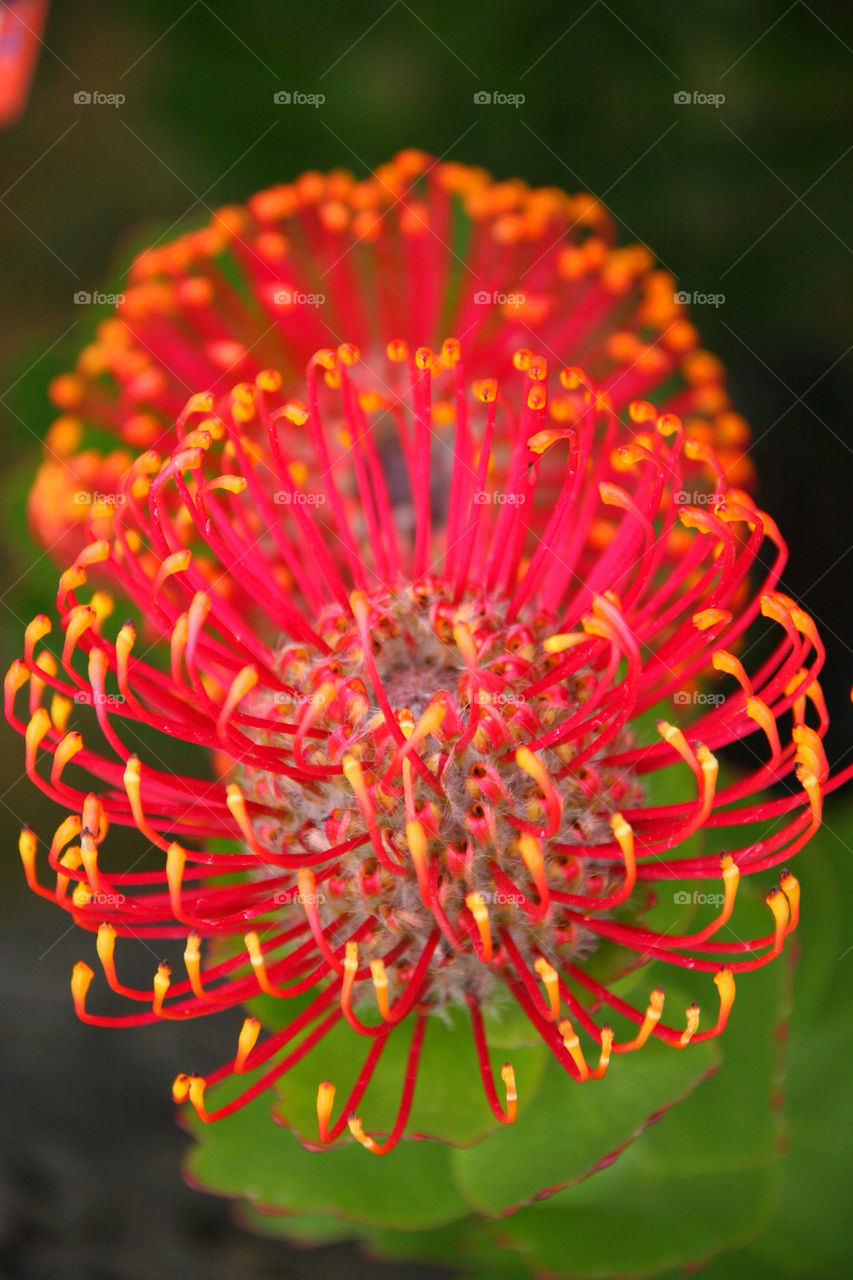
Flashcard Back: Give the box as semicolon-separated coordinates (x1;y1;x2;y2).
237;586;642;1008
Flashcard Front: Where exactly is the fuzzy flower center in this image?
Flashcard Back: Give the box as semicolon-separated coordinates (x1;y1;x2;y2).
237;586;642;1007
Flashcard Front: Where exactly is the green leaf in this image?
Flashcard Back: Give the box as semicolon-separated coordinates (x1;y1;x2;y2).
485;1160;779;1280
448;981;720;1216
235;1204;360;1247
185;1090;471;1230
631;892;790;1177
268;994;548;1149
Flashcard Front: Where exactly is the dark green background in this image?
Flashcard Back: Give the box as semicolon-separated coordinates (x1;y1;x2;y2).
0;3;851;1278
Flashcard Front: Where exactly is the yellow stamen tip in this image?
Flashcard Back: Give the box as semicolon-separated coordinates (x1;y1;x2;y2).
500;1062;518;1122
681;1003;701;1046
235;1016;261;1072
172;1073;191;1103
317;1080;336;1140
153;962;171;1013
534;956;561;1020
71;960;94;1014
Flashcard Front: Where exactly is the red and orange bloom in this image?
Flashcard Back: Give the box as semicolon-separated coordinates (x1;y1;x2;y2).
31;150;752;560
9;155;849;1158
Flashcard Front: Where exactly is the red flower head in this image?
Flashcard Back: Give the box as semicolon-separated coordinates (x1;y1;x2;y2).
10;155;849;1158
31;149;753;561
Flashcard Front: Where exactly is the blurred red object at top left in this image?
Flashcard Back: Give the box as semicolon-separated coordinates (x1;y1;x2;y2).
0;0;50;129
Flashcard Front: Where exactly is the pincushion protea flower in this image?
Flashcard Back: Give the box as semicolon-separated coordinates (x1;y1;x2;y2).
31;150;754;561
10;322;850;1160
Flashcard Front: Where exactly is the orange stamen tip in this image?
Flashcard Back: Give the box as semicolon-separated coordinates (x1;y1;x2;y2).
609;812;636;891
187;1075;208;1121
597;1026;614;1074
680;1003;701;1046
234;1017;261;1072
534;956;561;1020
349;590;369;623
72;884;92;908
692;608;732;631
96;921;116;966
297;865;317;902
317;1081;336;1140
766;886;790;941
166;840;186;908
558;1017;590;1080
344;940;359;974
370;958;390;1018
405;819;430;904
620;988;665;1051
500;1062;518;1122
518;832;550;911
172;1073;191;1103
18;828;37;880
465;890;493;963
71;961;94;1014
124;755;141;787
347;1115;378;1152
543;630;585;653
714;968;736;1023
779;870;800;930
152;962;171;1013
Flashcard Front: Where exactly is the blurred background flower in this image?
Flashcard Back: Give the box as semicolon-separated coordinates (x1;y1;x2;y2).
0;5;851;1279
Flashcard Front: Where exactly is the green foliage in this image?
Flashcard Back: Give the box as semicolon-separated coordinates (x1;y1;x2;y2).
180;795;853;1277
